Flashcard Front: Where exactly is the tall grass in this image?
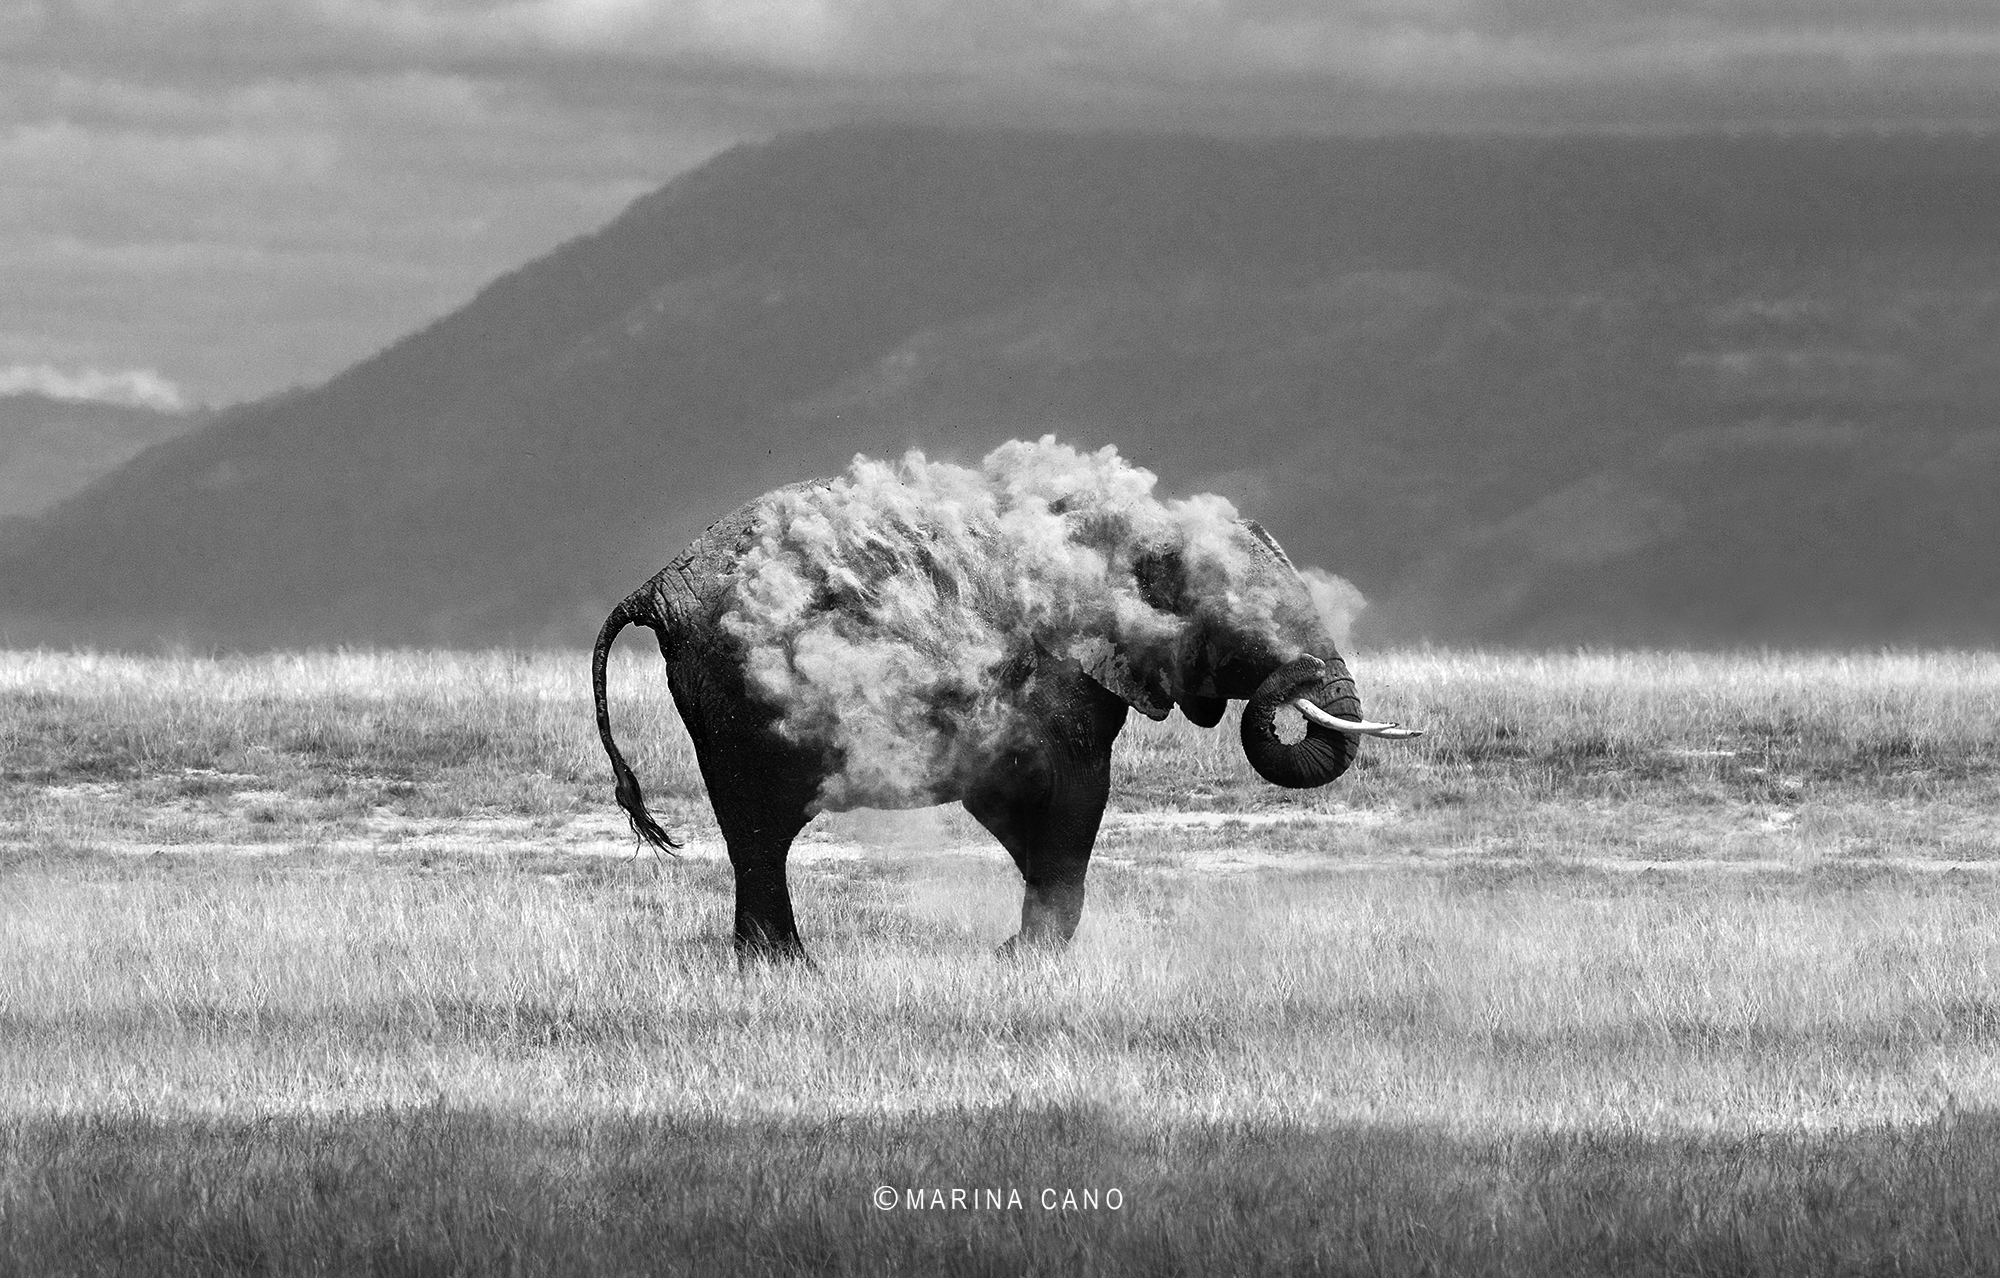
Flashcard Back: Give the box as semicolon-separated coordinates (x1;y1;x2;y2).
3;648;1999;1273
0;647;694;788
1118;647;2000;804
7;646;1996;824
4;856;1995;1129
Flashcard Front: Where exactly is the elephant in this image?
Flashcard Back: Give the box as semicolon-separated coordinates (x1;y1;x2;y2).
591;439;1415;960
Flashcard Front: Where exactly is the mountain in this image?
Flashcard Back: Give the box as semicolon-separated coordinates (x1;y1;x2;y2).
0;394;207;522
3;127;1998;649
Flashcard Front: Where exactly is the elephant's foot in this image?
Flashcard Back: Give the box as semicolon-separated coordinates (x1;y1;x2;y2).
735;924;815;968
995;930;1072;958
1001;879;1085;957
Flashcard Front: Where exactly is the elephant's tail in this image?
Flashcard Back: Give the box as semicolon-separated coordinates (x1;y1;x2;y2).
593;595;681;855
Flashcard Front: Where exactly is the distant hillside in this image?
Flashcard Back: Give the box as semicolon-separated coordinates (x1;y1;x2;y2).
2;127;1998;648
0;394;207;522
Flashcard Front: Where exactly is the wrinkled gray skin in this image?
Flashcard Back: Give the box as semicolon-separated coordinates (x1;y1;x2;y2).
594;483;1364;962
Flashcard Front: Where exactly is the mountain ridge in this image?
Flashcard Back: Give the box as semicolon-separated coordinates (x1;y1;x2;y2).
4;126;1997;649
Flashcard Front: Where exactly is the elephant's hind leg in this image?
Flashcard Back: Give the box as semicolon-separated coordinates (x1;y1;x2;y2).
709;795;813;963
670;665;820;964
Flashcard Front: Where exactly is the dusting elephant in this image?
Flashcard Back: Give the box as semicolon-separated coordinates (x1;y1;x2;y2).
592;438;1416;960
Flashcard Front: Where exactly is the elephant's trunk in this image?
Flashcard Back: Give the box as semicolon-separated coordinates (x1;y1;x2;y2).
1240;653;1361;789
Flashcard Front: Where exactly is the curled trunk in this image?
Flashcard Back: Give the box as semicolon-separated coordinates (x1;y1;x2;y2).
1240;654;1361;788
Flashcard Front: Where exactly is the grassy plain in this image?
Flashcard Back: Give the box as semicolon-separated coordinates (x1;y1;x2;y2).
3;648;1999;1275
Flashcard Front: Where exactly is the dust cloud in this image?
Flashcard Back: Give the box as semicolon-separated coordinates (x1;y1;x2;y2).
720;437;1363;808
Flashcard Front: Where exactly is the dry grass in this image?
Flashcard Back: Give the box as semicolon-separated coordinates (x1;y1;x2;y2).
5;857;1997;1130
3;647;1999;1274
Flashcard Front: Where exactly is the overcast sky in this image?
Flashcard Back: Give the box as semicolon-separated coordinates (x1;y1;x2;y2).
5;1;1999;409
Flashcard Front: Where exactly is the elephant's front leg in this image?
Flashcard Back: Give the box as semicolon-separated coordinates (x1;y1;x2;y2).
965;739;1115;953
965;661;1130;953
1015;857;1091;949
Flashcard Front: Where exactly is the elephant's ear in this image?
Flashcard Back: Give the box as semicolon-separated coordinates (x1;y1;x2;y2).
1066;635;1175;721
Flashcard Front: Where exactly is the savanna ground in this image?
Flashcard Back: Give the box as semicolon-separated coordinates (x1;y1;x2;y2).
3;648;1999;1275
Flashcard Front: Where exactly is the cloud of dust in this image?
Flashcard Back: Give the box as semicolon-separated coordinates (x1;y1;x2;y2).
1300;567;1366;649
720;436;1364;808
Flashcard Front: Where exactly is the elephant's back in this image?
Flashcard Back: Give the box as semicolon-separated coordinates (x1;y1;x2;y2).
656;479;834;615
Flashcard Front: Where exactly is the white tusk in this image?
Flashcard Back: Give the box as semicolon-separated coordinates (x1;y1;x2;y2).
1291;698;1426;740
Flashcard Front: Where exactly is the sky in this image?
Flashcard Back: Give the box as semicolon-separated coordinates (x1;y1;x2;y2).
4;1;1999;409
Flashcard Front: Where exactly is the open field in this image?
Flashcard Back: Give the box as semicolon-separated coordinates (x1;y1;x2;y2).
4;648;2000;1274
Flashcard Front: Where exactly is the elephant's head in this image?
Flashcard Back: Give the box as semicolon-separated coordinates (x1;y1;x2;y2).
1067;517;1394;790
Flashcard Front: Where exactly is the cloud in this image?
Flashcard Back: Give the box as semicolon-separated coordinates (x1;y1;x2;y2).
13;2;2000;116
2;0;1997;404
0;364;189;412
0;61;721;403
11;2;1996;136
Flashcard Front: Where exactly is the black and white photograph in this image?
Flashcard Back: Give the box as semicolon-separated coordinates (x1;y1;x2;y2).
3;2;1999;1273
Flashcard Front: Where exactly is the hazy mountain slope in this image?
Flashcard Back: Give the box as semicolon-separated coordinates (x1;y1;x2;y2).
1383;424;2000;646
771;257;2000;645
2;128;1998;648
0;394;206;521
